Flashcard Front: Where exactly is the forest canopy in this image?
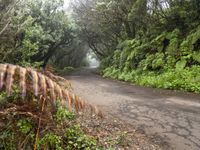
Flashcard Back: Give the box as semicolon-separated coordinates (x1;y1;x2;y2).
0;0;88;69
71;0;200;58
1;1;200;149
1;0;200;92
70;0;200;92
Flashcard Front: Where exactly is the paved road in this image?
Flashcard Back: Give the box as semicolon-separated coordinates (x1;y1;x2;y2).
67;68;200;150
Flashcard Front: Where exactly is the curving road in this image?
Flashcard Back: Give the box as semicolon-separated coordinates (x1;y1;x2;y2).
67;68;200;150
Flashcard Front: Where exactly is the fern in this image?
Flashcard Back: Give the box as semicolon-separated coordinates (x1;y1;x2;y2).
0;63;102;116
192;52;200;63
175;60;186;70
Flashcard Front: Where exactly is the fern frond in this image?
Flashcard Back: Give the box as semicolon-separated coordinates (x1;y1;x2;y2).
38;73;47;96
54;82;63;100
6;65;16;96
19;67;27;97
0;64;7;89
29;68;39;96
0;63;100;116
46;77;56;102
43;70;72;90
64;90;72;111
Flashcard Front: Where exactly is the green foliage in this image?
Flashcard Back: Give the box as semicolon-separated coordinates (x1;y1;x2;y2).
39;133;63;150
150;32;168;51
55;106;75;121
100;16;200;93
103;66;200;93
0;84;97;150
0;92;7;106
176;60;187;70
180;26;200;54
64;125;97;150
152;53;165;69
0;101;99;150
192;52;200;63
99;56;112;71
103;67;120;79
17;19;42;67
56;66;75;75
0;0;87;69
101;25;200;93
0;130;16;150
17;119;32;134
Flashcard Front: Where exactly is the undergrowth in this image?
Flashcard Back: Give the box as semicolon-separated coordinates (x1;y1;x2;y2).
103;66;200;93
101;27;200;93
0;63;102;150
0;93;98;149
56;66;76;76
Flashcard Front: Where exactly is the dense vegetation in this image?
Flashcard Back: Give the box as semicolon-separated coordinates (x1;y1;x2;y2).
71;0;200;93
0;0;88;69
1;0;200;148
2;0;200;93
0;64;102;149
0;64;160;149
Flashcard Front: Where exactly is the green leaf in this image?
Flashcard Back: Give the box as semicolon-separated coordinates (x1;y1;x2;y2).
176;60;187;71
192;52;200;63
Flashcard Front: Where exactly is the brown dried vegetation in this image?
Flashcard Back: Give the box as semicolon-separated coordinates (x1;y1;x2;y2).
0;63;102;116
0;63;104;149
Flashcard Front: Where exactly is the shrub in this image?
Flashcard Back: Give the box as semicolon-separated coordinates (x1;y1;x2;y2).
56;66;75;75
100;28;200;94
102;66;200;93
64;125;97;150
0;63;102;149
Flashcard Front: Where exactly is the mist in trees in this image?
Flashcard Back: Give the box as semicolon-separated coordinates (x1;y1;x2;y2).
71;0;200;59
0;0;89;69
1;0;200;78
69;0;200;92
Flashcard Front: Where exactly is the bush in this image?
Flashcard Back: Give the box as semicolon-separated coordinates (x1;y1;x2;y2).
64;125;97;150
102;66;200;93
56;66;75;75
0;63;100;149
0;100;98;149
100;27;200;94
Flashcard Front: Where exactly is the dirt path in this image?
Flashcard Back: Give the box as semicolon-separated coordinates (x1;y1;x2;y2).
67;68;200;150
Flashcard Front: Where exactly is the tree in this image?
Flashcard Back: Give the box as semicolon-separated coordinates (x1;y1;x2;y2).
0;0;86;69
72;0;123;59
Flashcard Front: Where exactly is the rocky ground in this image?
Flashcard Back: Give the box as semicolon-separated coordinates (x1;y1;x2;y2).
77;112;168;150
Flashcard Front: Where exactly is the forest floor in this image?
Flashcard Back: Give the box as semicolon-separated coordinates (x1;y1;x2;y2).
66;68;200;150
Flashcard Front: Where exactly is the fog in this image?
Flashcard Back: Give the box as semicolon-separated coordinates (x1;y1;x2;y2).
87;52;100;68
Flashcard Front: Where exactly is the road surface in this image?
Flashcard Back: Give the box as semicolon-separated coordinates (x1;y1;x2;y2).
67;68;200;150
